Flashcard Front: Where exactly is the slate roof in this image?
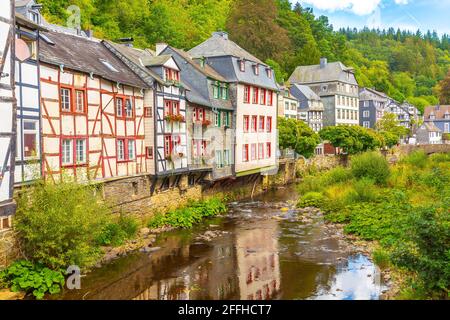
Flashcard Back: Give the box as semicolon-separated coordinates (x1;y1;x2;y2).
424;105;450;120
291;84;320;101
421;122;441;132
142;55;172;67
189;32;264;65
289;61;358;85
360;87;389;101
39;30;148;88
103;40;165;84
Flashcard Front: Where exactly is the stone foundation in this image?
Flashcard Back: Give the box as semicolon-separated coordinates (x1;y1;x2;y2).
0;229;20;269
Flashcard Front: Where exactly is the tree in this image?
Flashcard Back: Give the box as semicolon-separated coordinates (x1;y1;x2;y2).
438;70;450;104
376;113;409;140
226;0;291;62
278;118;320;158
319;126;383;155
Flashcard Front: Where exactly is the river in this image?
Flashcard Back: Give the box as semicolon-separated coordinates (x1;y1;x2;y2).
56;185;387;300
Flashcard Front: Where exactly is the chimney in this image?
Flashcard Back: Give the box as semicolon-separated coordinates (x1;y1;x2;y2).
156;43;168;56
320;57;328;69
212;31;228;40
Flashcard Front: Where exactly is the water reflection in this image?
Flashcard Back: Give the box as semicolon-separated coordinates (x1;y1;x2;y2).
56;186;386;300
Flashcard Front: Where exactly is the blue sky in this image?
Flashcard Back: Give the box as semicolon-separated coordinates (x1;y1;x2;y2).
293;0;450;35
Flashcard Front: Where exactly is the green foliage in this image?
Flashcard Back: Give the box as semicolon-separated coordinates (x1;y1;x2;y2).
322;167;353;185
320;126;383;155
0;260;65;299
96;215;139;247
303;152;450;298
278;117;320;158
390;204;450;298
147;198;227;229
297;192;324;208
376;113;409;142
350;152;390;185
401;150;428;169
14;180;111;270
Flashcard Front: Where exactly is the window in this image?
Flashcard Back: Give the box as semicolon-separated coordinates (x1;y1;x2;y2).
266;142;272;158
128;140;135;160
144;107;152;118
221;85;228;100
75;90;85;113
252;87;259;104
239;60;245;72
146;146;154;159
164;135;173;157
213;84;220;99
23;121;38;158
445;123;450;133
363;110;369;118
243;144;249;162
116;98;123;117
222;111;230;127
22;37;37;60
60;88;71;112
251;144;257;161
259;116;265;132
251;116;257;132
76;139;86;164
164;100;180;116
117;139;125;161
29;11;39;24
62;139;73;165
363;121;370;128
267;69;272;79
125;99;133;117
253;64;259;75
243;115;250;133
266;117;272;132
267;91;273;106
260;89;266;105
244;85;251;104
258;143;264;160
337;109;341;119
224;150;230;166
285;102;289;111
215;150;223;168
215;111;221;127
164;68;180;82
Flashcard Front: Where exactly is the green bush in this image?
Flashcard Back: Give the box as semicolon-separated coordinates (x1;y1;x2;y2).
0;260;65;299
322;167;353;185
429;152;450;163
15;180;111;270
402;150;428;169
346;178;379;203
297;192;325;208
147;198;227;229
390;204;450;299
297;175;325;194
97;216;139;247
350;152;390;185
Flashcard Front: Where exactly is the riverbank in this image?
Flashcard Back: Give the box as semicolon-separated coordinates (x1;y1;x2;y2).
296;151;450;300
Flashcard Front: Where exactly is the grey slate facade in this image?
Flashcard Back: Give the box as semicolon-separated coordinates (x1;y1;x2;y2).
289;58;359;127
359;88;390;129
290;84;324;132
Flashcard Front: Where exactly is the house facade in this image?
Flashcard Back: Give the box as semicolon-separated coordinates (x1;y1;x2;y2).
103;41;189;183
0;0;16;228
423;105;450;134
189;32;278;177
277;86;298;120
290;84;324;132
289;58;359;127
386;101;420;132
359;88;390;129
160;45;235;181
38;30;149;182
416;122;442;145
14;12;43;184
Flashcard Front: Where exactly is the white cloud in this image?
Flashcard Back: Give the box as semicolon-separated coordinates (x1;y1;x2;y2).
394;0;409;4
300;0;383;15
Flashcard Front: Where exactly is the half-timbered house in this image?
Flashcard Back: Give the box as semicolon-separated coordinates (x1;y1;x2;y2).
38;30;149;182
0;0;16;228
103;41;189;189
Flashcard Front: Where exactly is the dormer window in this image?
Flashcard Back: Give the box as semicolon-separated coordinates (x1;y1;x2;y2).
239;60;245;72
266;68;272;79
164;67;180;82
429;113;436;120
253;64;259;76
29;11;40;24
444;112;450;119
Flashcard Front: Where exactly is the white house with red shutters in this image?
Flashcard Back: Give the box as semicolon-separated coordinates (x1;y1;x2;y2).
38;29;149;182
189;32;278;177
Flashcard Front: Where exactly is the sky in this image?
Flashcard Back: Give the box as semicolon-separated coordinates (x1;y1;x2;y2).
294;0;450;36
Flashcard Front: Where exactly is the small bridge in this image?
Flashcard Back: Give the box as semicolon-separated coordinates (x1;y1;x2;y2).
399;144;450;155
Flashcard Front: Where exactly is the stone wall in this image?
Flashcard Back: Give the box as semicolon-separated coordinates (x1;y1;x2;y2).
0;230;20;269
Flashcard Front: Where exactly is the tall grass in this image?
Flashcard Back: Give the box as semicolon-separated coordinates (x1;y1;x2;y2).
350;152;390;185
